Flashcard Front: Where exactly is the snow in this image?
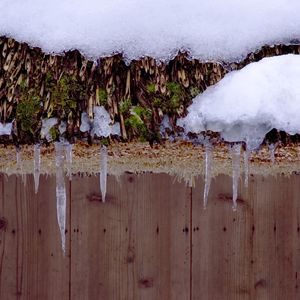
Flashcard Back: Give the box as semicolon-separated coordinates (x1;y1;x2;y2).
0;1;299;61
178;55;300;149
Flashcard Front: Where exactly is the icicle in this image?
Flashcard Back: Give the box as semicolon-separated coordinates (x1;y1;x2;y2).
269;143;276;164
100;145;108;202
16;147;21;171
55;142;66;255
243;147;250;188
33;144;41;194
231;143;241;211
65;143;73;180
203;144;213;209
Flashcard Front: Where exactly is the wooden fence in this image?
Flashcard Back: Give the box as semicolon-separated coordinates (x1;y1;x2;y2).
0;173;299;299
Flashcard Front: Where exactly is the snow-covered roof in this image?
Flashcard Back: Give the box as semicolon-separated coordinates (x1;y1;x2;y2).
178;54;300;149
0;0;299;61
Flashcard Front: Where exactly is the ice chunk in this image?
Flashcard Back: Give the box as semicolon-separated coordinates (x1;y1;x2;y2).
79;112;91;132
0;1;300;62
0;123;12;135
203;144;213;209
59;122;67;135
33;144;41;194
55;142;67;255
111;122;121;136
100;145;108;202
231;144;241;211
41;118;57;141
178;55;300;147
92;107;112;137
81;106;120;137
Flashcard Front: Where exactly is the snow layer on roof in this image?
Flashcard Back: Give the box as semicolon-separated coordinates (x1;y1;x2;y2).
0;0;299;61
178;54;300;149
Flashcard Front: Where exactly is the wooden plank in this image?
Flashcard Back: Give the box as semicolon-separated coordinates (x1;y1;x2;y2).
0;174;70;299
249;174;300;299
192;173;300;300
70;173;191;300
192;174;251;300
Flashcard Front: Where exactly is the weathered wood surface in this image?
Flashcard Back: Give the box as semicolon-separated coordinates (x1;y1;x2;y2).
0;173;300;299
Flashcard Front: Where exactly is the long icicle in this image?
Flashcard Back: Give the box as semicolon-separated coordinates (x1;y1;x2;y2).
231;143;241;211
33;144;41;194
203;144;213;209
55;142;66;255
65;143;73;180
100;145;108;202
243;146;250;188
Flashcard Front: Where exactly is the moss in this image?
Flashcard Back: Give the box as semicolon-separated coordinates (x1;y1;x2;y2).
125;105;151;141
49;126;59;141
166;82;181;95
190;87;201;98
98;88;108;106
45;74;82;117
146;83;156;93
153;97;163;108
132;106;152;119
119;98;132;114
165;81;183;111
16;84;41;138
101;137;110;146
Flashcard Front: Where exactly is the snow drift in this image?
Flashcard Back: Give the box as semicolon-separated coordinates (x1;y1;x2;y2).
178;54;300;149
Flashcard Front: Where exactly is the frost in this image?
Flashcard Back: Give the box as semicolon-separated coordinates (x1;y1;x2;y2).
0;1;300;61
100;145;108;202
41;118;57;141
55;142;66;255
178;55;300;148
231;144;241;211
33;144;41;194
203;144;213;209
0;123;12;135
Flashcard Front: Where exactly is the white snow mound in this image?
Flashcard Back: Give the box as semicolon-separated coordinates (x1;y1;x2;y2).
178;54;300;149
0;0;299;61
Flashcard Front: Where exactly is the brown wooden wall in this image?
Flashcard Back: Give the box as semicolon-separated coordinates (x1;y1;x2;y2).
0;173;299;300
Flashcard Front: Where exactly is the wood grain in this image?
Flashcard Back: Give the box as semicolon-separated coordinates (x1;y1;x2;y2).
0;172;300;300
70;173;191;300
0;174;70;299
